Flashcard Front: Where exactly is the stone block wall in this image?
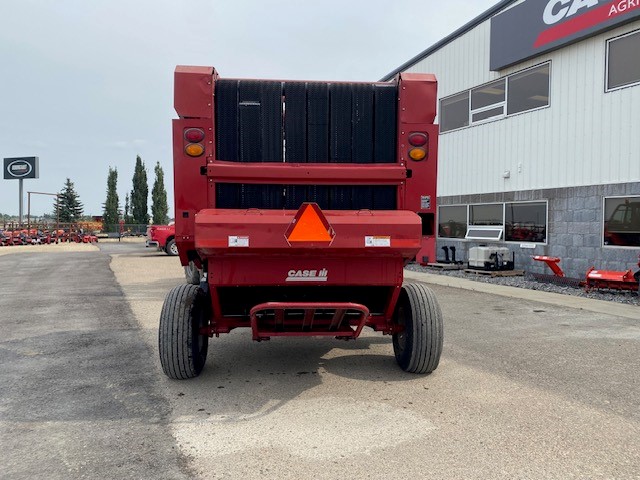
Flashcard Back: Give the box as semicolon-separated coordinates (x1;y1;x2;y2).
436;182;640;279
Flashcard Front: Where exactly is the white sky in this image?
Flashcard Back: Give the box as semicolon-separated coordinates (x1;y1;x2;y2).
0;0;497;217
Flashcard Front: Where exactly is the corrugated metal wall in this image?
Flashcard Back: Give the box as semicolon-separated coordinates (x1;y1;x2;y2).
406;20;640;197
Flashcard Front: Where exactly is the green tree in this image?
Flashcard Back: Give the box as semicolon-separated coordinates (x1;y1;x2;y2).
124;193;132;224
130;155;149;225
54;178;84;223
102;167;120;232
151;162;169;225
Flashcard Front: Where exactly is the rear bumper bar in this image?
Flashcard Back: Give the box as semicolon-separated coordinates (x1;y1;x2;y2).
249;302;370;341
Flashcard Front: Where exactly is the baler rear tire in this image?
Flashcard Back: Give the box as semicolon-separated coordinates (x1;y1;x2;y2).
159;284;209;379
392;282;443;374
166;239;178;256
184;261;201;285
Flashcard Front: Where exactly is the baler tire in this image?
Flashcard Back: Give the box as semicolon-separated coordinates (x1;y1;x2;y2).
184;261;201;285
166;239;178;256
392;282;443;374
159;284;209;379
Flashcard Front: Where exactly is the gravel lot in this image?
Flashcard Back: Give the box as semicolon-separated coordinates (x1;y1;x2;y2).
406;263;640;307
0;242;98;256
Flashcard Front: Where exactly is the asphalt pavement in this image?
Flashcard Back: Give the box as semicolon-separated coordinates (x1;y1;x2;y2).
1;241;639;479
0;243;191;479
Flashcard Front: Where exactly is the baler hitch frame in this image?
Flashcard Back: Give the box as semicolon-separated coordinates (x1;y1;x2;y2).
249;302;370;341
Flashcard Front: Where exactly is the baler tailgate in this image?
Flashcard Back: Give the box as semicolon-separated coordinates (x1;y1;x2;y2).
250;302;370;341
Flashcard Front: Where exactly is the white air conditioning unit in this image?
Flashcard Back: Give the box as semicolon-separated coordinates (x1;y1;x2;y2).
468;246;513;270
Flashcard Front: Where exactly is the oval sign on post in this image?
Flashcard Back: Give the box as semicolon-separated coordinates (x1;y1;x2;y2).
4;157;39;180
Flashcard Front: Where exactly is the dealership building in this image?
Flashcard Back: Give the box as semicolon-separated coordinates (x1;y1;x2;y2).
383;0;640;278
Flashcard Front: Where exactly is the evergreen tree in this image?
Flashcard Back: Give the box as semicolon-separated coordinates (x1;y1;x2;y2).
130;155;149;225
54;178;84;223
124;193;131;224
102;167;120;231
151;162;169;225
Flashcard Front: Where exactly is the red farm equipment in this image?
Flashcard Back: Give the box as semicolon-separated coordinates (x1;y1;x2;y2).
159;66;443;379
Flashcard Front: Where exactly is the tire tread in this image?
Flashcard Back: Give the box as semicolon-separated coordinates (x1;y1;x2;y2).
159;284;207;379
398;282;443;374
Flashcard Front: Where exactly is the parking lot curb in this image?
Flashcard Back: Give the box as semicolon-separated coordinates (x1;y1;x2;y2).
404;269;639;321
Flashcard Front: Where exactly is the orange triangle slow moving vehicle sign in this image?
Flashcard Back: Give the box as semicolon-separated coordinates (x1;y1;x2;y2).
285;203;335;245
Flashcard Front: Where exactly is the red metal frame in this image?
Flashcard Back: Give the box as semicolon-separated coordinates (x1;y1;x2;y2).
249;302;370;341
173;67;439;339
585;267;639;292
206;162;407;184
533;255;565;277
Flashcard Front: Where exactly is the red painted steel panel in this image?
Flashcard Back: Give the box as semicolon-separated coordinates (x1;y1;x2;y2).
398;73;437;124
174;66;215;119
173;118;212;264
208;256;404;287
194;208;421;253
398;74;439;264
207;162;407;184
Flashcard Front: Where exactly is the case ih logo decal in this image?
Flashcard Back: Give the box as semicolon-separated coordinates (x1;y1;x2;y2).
3;157;39;180
538;0;640;47
286;269;329;282
8;161;32;177
490;0;640;70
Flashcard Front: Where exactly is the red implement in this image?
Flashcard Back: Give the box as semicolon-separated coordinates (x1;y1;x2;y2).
533;255;565;277
158;66;444;379
585;267;639;292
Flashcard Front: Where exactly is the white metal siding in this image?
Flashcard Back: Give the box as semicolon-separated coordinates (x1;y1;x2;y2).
406;20;640;196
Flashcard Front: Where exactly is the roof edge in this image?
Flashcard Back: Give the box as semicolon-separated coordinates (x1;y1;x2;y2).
379;0;517;81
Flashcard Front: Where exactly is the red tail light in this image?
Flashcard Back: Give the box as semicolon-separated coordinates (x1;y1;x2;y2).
408;132;428;146
408;132;428;161
184;128;205;143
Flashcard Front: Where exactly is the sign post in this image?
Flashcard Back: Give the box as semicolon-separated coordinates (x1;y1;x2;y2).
19;178;23;226
4;157;39;226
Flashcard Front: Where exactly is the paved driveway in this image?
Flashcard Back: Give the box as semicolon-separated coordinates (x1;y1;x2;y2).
1;242;638;479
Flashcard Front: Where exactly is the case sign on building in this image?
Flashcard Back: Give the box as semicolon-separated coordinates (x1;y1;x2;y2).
4;157;39;180
490;0;640;70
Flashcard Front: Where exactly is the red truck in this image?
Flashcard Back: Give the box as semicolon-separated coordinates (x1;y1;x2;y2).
146;224;178;256
160;66;442;379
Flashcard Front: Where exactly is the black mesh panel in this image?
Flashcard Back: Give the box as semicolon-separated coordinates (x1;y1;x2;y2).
307;83;329;163
213;79;399;210
373;84;397;163
329;84;352;163
215;79;239;161
216;184;396;210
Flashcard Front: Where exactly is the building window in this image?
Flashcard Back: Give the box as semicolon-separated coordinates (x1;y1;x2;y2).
466;203;504;240
440;92;469;132
440;63;550;133
438;205;467;239
507;63;550;115
604;197;640;247
505;202;547;243
469;204;503;226
606;30;640;91
471;79;506;123
465;227;504;241
438;201;549;243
